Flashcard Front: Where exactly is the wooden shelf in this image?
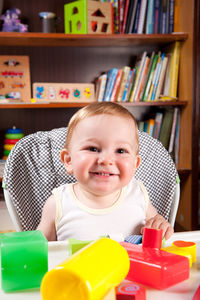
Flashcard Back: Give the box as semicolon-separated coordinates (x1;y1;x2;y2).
0;32;188;47
0;101;187;109
178;169;191;175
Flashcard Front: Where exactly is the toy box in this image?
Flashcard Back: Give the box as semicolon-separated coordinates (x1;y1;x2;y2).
64;0;113;34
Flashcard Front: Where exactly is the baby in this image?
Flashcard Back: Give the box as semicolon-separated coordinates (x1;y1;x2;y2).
37;102;173;241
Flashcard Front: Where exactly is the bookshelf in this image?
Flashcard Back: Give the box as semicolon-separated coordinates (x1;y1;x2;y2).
0;0;197;231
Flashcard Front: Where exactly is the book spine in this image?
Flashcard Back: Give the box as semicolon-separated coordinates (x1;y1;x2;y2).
130;51;147;102
117;66;131;102
143;121;148;132
135;57;150;101
97;74;107;102
138;121;144;132
119;0;125;33
166;0;170;33
122;70;133;102
158;109;174;149
110;69;123;102
163;53;171;96
173;0;179;32
137;0;148;34
154;56;168;100
151;53;165;100
122;0;130;34
160;0;168;34
169;41;181;98
104;68;118;101
147;119;155;136
140;51;155;100
143;53;158;100
124;0;134;34
128;0;138;33
168;107;178;153
125;69;136;102
168;0;174;33
145;0;154;34
132;0;141;33
153;112;163;139
153;0;161;33
127;68;138;101
174;108;180;165
147;53;161;101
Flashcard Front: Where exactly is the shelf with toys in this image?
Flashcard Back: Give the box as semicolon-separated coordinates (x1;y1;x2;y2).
0;32;188;47
0;100;188;109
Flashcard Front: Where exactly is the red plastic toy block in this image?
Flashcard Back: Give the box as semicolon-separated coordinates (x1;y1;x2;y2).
116;282;146;299
120;241;189;290
192;285;200;300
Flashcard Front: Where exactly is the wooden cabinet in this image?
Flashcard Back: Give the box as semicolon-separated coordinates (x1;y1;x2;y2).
0;0;198;230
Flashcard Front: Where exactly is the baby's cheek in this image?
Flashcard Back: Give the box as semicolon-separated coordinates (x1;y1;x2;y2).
120;161;136;181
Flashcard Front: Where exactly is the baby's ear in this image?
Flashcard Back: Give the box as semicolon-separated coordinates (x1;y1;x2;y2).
60;149;73;174
135;155;141;169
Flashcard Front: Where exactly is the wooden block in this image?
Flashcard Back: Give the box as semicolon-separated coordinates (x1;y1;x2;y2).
87;0;113;34
33;82;96;103
0;55;31;102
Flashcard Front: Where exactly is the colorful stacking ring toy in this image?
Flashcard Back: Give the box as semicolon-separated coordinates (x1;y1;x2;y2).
4;139;20;144
2;127;24;160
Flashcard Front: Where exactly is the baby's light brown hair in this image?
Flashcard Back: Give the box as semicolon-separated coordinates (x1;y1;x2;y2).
65;102;139;154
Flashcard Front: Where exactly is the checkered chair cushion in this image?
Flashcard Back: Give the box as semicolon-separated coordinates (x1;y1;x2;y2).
3;127;178;231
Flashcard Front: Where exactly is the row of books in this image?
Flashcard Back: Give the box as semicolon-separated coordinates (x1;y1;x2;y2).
99;0;175;34
138;108;180;164
96;41;180;102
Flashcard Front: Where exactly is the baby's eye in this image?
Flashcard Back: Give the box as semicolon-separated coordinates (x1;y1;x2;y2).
87;146;99;152
116;148;127;154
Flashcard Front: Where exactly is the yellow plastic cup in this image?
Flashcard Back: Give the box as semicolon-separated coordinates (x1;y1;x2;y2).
41;238;130;300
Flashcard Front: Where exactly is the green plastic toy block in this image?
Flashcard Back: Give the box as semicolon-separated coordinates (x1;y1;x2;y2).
64;0;87;34
0;230;48;292
68;238;92;255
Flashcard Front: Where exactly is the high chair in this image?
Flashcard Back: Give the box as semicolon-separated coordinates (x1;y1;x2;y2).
3;128;180;231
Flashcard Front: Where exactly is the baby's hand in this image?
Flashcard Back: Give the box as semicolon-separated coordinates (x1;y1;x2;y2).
141;214;174;240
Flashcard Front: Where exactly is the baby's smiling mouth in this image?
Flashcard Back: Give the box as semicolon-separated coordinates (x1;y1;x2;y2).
90;171;118;177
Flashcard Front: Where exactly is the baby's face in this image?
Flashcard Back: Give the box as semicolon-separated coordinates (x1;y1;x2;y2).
65;114;140;196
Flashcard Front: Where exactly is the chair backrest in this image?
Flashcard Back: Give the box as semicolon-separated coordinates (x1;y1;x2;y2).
3;128;179;231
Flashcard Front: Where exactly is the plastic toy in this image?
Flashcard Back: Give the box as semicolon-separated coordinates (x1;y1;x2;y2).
142;227;163;248
41;238;130;300
0;8;28;32
3;127;24;159
104;289;116;300
64;0;113;34
162;240;196;267
120;228;190;290
116;282;146;299
68;238;92;255
0;230;48;292
124;235;143;244
192;285;200;300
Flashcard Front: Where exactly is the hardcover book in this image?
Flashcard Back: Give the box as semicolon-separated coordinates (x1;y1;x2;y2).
159;109;174;149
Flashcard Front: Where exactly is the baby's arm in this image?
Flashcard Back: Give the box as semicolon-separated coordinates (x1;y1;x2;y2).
141;201;174;240
37;195;57;241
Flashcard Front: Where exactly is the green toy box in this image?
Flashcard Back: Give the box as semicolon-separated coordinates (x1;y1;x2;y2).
64;0;113;34
64;0;87;34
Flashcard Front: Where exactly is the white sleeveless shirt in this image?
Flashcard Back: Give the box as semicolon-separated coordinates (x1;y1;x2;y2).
53;178;149;242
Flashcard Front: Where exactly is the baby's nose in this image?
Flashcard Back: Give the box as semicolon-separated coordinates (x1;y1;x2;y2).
97;152;113;165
